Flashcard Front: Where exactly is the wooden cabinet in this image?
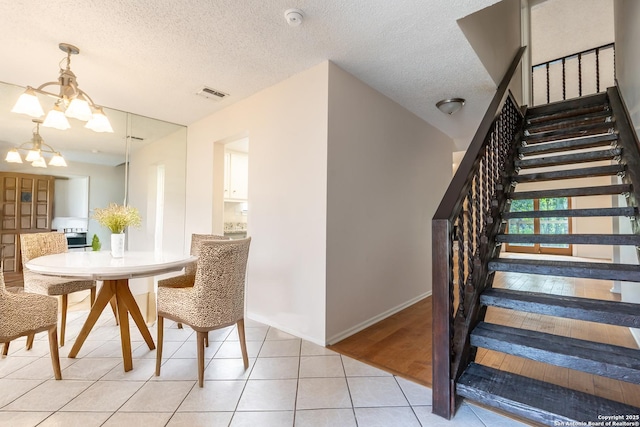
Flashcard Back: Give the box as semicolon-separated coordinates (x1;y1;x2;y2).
224;151;248;201
0;172;55;272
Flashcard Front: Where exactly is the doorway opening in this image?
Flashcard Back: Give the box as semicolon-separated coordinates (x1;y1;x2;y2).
222;137;249;239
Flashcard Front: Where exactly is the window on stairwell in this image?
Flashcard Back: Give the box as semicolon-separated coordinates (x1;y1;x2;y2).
506;197;572;256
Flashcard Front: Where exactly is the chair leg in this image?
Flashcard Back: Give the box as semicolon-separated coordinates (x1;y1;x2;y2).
90;287;96;306
26;333;35;350
60;294;68;347
155;316;164;376
110;296;119;325
237;319;249;369
197;331;206;387
48;326;62;380
177;322;183;329
2;341;9;356
204;332;209;348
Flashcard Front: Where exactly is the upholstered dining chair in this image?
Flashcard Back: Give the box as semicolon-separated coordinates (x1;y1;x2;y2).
1;265;61;379
20;232;97;347
156;237;251;387
157;234;229;333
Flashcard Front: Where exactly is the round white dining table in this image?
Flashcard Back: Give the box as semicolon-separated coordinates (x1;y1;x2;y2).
26;251;197;372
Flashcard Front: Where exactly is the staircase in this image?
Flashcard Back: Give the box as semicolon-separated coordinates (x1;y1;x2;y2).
455;91;640;424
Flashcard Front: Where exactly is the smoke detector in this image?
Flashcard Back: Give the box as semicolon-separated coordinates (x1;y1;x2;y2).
284;8;304;26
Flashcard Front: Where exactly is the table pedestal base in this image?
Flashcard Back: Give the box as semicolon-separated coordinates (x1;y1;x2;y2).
68;279;155;371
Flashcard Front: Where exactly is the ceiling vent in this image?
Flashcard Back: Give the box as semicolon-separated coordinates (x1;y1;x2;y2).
197;86;229;101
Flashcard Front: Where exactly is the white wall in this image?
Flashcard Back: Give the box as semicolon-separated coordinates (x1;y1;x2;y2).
325;63;454;343
614;0;640;344
128;127;187;255
186;62;329;344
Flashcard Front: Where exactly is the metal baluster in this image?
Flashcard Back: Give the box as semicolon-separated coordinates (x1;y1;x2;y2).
578;53;582;97
456;209;465;318
465;187;474;293
562;58;566;100
546;63;550;104
596;47;600;93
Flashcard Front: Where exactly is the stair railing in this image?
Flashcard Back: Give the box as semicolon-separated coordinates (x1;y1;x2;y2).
532;43;615;105
432;46;525;419
608;85;640;237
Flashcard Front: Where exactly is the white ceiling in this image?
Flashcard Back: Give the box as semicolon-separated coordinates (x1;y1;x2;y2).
0;0;502;155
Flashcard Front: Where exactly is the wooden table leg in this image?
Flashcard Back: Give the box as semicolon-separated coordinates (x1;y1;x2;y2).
68;281;116;358
115;280;156;351
114;280;133;371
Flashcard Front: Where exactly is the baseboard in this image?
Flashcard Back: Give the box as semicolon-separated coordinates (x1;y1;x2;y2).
246;312;326;347
326;291;432;345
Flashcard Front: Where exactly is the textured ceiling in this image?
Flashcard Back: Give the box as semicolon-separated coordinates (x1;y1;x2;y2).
0;0;501;151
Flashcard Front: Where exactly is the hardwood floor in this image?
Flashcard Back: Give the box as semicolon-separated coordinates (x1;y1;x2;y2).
329;261;640;407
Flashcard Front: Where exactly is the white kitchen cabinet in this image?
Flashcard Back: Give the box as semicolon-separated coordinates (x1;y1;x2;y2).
224;151;248;201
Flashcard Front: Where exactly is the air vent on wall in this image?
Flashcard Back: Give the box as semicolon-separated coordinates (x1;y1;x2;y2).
197;86;229;101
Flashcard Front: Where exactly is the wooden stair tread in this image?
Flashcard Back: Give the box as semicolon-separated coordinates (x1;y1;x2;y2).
526;92;608;120
511;184;631;200
514;147;621;169
525;109;612;134
457;363;640;426
496;233;640;245
513;164;624;183
488;257;640;283
524;121;615;144
471;322;640;383
481;287;640;327
503;206;637;219
518;133;617;155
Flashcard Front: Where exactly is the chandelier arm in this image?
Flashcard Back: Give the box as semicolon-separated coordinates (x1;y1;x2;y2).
76;88;98;107
32;83;67;99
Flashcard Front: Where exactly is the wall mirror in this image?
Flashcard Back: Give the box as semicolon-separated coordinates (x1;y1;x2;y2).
0;80;187;272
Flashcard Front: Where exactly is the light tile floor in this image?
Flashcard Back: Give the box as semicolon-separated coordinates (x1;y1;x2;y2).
0;310;530;426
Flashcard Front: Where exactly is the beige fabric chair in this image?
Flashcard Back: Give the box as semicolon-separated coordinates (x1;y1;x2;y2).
1;265;61;379
20;232;97;347
157;234;229;289
156;238;251;387
157;234;229;333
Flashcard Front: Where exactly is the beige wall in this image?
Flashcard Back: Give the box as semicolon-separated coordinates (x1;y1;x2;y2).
185;62;329;344
325;63;454;343
614;0;640;344
531;0;614;64
458;0;523;102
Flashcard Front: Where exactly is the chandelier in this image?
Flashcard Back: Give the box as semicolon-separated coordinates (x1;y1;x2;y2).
5;119;67;168
11;43;113;133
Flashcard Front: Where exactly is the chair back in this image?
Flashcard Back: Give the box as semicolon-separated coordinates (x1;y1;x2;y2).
193;238;251;325
186;234;230;276
20;232;68;268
